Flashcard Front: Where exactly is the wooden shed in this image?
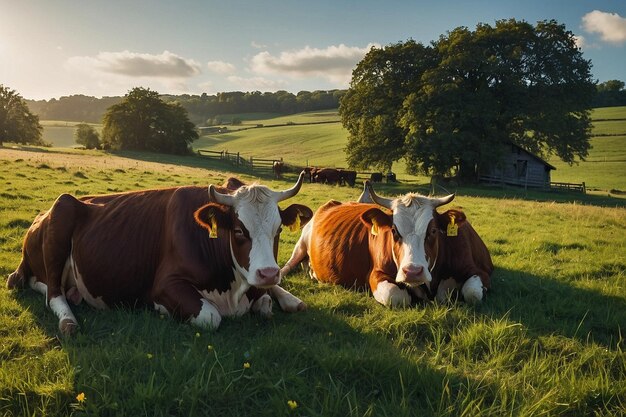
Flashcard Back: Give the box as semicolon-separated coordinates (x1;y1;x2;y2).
480;143;556;189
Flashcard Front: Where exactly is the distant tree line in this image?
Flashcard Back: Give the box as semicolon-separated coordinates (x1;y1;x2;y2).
592;80;626;108
26;90;346;125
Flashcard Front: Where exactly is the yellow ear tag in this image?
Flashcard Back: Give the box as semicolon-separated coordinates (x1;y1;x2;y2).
371;221;379;236
289;214;301;233
446;214;458;237
209;216;218;239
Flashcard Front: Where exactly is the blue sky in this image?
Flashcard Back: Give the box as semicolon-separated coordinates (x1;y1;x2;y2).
1;0;625;100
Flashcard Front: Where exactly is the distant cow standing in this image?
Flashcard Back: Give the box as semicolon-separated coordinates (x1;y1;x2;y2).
273;161;284;179
7;173;313;334
313;168;341;185
303;167;318;183
339;169;357;187
370;172;383;183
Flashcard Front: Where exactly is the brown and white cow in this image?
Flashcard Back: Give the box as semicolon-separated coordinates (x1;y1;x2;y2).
272;161;284;179
7;173;313;334
282;181;492;307
281;182;455;307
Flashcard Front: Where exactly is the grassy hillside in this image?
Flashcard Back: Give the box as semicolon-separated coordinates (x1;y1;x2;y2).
39;106;626;192
0;148;625;416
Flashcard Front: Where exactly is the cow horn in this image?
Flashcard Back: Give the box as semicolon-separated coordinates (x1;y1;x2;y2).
431;194;455;207
367;181;394;209
357;180;374;203
208;185;236;206
273;171;305;202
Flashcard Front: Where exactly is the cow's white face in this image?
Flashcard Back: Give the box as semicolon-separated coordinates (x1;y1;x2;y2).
228;186;283;288
390;194;439;286
199;172;308;289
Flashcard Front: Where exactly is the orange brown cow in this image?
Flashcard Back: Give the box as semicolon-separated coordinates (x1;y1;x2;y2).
282;181;493;306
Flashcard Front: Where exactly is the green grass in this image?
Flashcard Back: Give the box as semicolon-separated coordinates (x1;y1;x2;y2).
40;106;626;192
1;148;625;416
549;135;626;192
591;120;626;136
591;106;626;120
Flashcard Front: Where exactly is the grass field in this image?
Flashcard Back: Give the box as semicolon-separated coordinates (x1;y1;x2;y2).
0;147;625;416
40;106;626;192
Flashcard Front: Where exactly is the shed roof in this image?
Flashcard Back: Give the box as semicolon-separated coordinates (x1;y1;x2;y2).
511;143;556;170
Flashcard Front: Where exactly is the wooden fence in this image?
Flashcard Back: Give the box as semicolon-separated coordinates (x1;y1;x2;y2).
198;149;284;173
479;174;586;193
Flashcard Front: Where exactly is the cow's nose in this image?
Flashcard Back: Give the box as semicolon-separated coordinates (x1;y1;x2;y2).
257;267;281;286
402;264;424;280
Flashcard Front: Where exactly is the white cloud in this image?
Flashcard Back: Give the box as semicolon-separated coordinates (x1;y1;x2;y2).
227;76;287;91
251;41;267;49
67;50;202;78
249;43;378;85
582;10;626;44
573;35;586;49
206;60;236;74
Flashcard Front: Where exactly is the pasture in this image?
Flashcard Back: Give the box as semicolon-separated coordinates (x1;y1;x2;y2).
39;106;626;192
0;147;625;416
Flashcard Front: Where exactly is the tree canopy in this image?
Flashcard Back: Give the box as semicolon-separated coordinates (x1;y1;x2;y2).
340;19;595;179
74;123;100;149
101;87;198;154
593;80;626;107
0;84;44;147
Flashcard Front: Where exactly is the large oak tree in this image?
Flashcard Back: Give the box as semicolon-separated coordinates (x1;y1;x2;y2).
341;19;595;179
0;85;44;147
102;87;198;154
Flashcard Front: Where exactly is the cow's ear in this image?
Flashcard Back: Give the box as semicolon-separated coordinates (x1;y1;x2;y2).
280;204;314;232
194;203;232;237
436;209;467;230
360;208;393;235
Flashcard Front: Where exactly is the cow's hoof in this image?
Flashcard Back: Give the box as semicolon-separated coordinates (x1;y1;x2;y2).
252;294;274;318
296;301;307;311
7;271;25;289
462;276;484;304
59;318;79;336
374;281;411;308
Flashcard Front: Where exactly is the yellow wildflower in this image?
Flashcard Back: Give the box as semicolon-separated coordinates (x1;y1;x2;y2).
147;353;153;359
207;345;213;351
76;392;86;403
243;362;251;369
195;332;201;338
287;400;298;410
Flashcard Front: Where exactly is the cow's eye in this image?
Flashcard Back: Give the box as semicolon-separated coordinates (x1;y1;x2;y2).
233;228;245;239
391;226;401;241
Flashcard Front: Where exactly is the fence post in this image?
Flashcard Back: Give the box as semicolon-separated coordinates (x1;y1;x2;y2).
582;182;586;194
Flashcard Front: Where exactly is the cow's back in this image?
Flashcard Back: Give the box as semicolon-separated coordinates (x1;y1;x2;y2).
309;201;373;289
70;188;181;305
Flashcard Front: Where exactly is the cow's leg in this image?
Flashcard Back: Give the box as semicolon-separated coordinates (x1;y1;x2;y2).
251;293;273;318
461;275;485;304
40;194;83;335
436;278;460;303
268;285;307;312
7;258;30;289
281;221;312;276
152;281;222;330
370;276;411;308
